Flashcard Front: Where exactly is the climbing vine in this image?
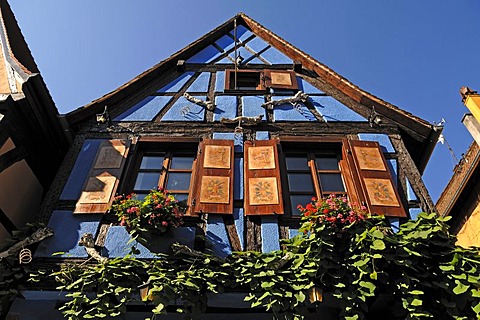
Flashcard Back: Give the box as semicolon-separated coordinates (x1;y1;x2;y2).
33;198;480;319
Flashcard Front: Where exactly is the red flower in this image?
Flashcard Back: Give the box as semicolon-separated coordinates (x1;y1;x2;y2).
323;209;330;214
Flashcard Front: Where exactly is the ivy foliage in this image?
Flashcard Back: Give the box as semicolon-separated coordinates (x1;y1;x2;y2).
0;223;44;316
46;211;480;320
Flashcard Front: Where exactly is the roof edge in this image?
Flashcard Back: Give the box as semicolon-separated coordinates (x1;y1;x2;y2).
436;140;480;216
66;12;435;146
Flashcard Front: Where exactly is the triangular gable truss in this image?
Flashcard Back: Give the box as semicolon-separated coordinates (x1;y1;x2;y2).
65;13;441;170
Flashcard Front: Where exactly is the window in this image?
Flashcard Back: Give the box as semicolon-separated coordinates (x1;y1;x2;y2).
283;147;345;215
225;70;265;91
126;141;198;206
224;69;299;91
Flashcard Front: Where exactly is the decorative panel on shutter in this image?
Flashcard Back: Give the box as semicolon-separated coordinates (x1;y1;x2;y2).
193;139;234;215
344;139;406;218
74;139;130;214
264;70;298;90
244;140;284;215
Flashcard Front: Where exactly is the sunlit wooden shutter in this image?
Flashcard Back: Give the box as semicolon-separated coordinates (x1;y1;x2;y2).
344;139;406;217
74;139;130;214
264;70;298;90
193;139;234;215
244;139;284;215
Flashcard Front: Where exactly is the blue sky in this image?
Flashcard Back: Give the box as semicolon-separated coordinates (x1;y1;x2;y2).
9;0;480;203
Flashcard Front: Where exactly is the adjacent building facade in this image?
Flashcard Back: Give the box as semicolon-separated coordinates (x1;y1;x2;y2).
4;7;442;319
0;0;70;243
436;88;480;248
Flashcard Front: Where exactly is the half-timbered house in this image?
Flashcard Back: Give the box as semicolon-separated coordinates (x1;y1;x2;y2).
6;11;443;319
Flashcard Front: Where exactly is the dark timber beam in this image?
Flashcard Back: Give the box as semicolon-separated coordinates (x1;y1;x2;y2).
389;134;436;213
0;146;26;173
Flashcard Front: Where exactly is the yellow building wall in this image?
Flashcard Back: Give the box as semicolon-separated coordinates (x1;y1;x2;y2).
456;202;480;248
0;139;43;242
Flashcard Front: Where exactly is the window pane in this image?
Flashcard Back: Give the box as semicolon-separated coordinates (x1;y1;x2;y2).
290;194;315;216
134;172;160;191
140;156;164;169
286;155;309;170
288;173;314;192
136;193;147;201
170;156;194;169
319;173;345;192
171;193;189;205
315;156;339;170
166;172;191;191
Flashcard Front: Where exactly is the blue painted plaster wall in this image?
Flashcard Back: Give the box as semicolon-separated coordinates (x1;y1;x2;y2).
215;34;235;52
215;71;225;92
234;157;244;200
35;211;102;258
406;178;418;201
115;96;172;121
212;132;243;198
214;96;237;121
234;208;244;250
161;96;206;121
272;97;316;122
245;37;269;54
242;96;266;120
409;208;422;220
289;228;301;239
230;25;252;43
387;159;398;182
186;45;223;63
358;133;395;152
261;216;280;252
298;78;324;94
311;96;366;122
102;226;195;258
212;132;243;152
186;72;210;92
261;46;292;64
216;56;234;64
255;131;270;141
389;218;400;233
206;215;232;258
157;72;194;93
60;139;103;200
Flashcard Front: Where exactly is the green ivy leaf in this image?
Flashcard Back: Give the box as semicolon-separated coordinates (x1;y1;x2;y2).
294;291;306;303
453;280;469;295
371;240;386;251
411;298;423;306
473;301;480;315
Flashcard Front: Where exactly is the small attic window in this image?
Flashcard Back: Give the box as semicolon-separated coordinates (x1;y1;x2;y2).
225;70;265;91
224;69;299;92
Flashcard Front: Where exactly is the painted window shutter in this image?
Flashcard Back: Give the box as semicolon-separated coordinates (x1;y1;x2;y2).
244;139;284;215
74;139;130;214
344;139;406;218
193;139;234;215
264;70;298;90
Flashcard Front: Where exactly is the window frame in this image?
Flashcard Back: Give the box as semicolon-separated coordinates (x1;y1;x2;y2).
224;69;266;92
224;69;299;92
121;138;200;215
279;138;347;217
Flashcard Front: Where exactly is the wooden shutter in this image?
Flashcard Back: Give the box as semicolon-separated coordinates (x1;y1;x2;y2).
244;140;284;215
74;139;130;214
264;70;298;90
343;139;406;218
193;139;234;215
